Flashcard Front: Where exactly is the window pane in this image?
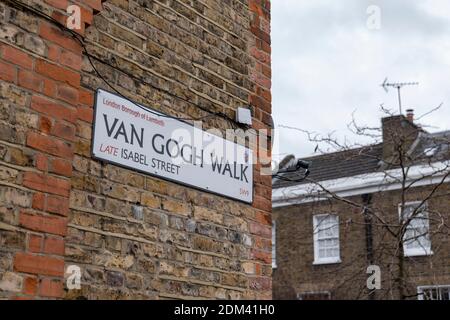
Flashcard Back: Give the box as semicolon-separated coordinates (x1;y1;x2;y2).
314;215;339;261
431;289;438;300
319;248;326;258
420;287;450;300
402;203;427;222
317;228;327;239
324;227;334;237
402;205;414;220
442;288;450;300
331;248;339;257
408;218;421;228
418;235;431;249
402;203;430;255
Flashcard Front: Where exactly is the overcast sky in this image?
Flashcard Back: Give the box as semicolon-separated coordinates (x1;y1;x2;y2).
271;0;450;162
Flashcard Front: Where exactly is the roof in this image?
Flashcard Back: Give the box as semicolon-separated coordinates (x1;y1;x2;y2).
273;130;450;189
410;130;450;160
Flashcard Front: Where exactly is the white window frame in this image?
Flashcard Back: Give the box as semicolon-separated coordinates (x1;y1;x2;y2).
272;221;277;268
417;285;450;300
313;214;341;265
398;201;433;257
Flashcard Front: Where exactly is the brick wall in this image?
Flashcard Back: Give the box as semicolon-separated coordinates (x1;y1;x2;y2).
0;0;272;300
273;184;450;300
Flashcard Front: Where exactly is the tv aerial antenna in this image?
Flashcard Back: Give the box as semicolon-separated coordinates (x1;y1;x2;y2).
381;78;419;115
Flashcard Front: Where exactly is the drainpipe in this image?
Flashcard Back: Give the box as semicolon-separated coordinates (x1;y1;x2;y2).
362;193;375;300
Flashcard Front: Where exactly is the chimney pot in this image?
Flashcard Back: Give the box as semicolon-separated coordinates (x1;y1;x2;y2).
406;109;414;122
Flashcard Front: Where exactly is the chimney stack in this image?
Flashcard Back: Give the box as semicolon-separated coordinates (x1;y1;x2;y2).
406;109;414;122
381;114;422;161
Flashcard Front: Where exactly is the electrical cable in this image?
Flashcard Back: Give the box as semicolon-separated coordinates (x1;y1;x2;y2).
3;0;249;129
272;170;310;183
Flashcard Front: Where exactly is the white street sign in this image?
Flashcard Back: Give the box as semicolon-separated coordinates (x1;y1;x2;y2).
92;89;253;203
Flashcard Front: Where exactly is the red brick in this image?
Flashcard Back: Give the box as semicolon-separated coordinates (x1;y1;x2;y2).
77;106;93;123
80;5;94;26
47;44;61;61
32;192;70;216
80;0;103;12
255;210;271;225
27;132;73;160
251;119;267;131
261;64;271;78
250;47;270;64
79;88;94;106
43;79;58;97
44;0;68;10
249;0;266;13
249;221;271;238
251;71;271;90
43;236;64;255
32;192;45;211
40;22;82;54
255;263;262;276
23;171;71;197
39;116;52;134
254;171;271;187
249;0;264;17
250;25;270;44
261;110;272;127
35;60;80;88
14;252;64;276
250;94;271;114
23;276;38;295
46;194;69;216
35;153;49;171
57;84;79;104
257;86;271;103
2;45;33;69
252;195;271;212
51;10;68;27
50;158;72;177
31;96;77;124
39;278;63;298
255;183;271;199
254;236;271;251
0;60;16;82
251;249;271;264
18;70;43;92
51;121;76;141
261;40;271;54
19;212;67;236
60;49;82;70
28;234;43;253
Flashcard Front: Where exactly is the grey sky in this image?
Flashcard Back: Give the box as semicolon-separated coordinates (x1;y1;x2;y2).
271;0;450;161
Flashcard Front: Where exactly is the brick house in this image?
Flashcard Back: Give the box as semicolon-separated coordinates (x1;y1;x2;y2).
0;0;273;299
272;113;450;300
